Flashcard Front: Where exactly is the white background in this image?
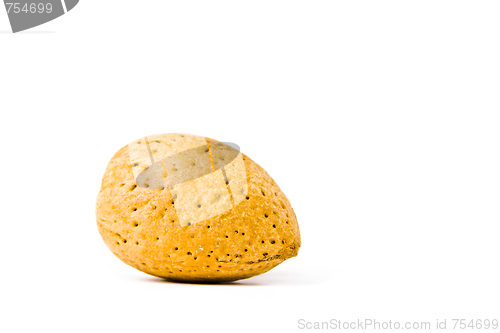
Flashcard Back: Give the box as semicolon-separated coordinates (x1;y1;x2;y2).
1;1;500;332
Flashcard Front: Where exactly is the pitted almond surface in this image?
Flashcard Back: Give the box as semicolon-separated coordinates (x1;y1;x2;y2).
96;133;301;282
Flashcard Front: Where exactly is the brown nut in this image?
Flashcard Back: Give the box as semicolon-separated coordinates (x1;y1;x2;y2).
96;133;301;282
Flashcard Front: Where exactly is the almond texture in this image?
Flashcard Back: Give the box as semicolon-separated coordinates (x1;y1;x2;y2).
96;134;301;282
